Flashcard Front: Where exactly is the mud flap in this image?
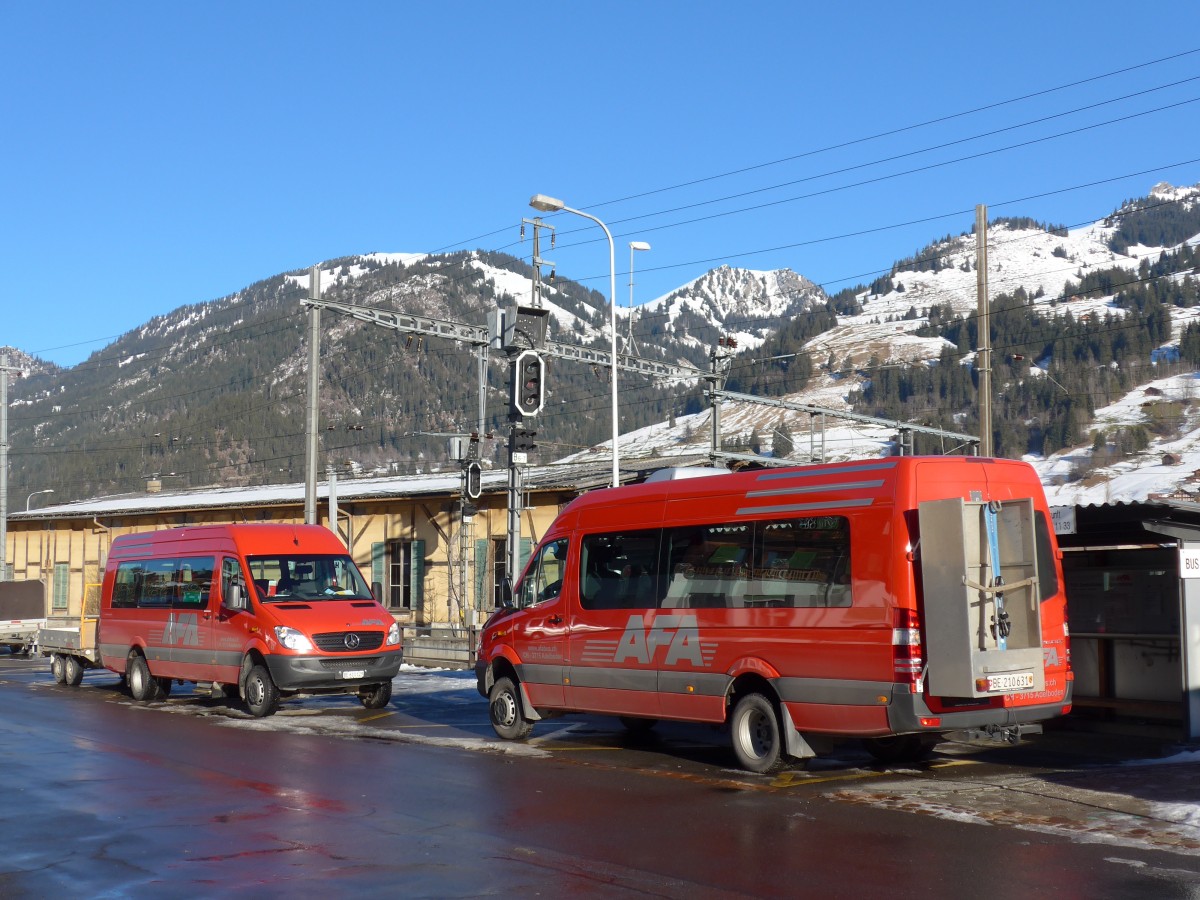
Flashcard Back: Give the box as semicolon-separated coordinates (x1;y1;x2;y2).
782;708;816;759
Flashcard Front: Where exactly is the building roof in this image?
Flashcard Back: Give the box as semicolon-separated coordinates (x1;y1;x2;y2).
10;456;713;522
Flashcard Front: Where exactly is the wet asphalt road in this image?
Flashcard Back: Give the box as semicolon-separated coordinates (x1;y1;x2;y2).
3;652;1200;898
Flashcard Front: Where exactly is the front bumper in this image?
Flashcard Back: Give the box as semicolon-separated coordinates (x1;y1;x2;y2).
266;648;403;692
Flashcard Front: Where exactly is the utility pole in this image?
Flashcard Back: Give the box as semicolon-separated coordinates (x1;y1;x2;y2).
0;353;15;581
504;218;554;585
976;204;993;457
305;266;322;524
707;337;736;462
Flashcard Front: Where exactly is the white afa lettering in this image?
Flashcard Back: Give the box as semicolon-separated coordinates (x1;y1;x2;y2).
614;614;703;666
162;612;200;647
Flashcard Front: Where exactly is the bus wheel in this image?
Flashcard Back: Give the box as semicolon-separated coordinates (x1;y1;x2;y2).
359;680;392;709
243;664;279;717
128;655;163;702
489;676;532;741
731;693;785;774
51;654;67;685
863;734;936;764
64;656;85;687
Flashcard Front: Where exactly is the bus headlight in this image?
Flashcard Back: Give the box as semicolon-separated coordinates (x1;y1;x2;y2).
274;626;313;653
386;622;400;646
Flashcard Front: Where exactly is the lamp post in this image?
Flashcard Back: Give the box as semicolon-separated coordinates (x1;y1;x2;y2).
627;241;650;353
26;489;54;511
529;194;620;488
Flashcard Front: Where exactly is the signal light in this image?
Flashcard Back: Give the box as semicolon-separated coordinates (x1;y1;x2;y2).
510;427;537;455
510;350;545;417
465;461;482;499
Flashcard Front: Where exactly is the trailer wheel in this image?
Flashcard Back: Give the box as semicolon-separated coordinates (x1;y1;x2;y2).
730;692;786;774
128;654;163;702
64;656;85;687
243;664;279;718
358;680;392;709
489;676;532;741
51;654;67;685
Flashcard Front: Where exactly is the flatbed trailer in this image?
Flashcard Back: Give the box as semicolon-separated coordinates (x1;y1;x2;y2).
39;614;101;687
0;580;47;656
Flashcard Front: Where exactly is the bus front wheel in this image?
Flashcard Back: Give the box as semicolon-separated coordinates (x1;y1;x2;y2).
489;676;532;741
244;664;280;718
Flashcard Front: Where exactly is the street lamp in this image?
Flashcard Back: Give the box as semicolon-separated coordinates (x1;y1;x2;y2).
26;489;54;511
627;241;651;353
529;193;621;488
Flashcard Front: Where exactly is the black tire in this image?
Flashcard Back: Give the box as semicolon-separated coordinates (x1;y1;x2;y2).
243;663;280;718
730;692;786;774
64;655;85;687
863;734;937;764
489;676;532;741
51;654;67;685
359;680;393;709
128;654;163;702
619;716;659;735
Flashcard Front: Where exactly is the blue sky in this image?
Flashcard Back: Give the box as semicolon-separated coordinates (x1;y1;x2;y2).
4;2;1199;367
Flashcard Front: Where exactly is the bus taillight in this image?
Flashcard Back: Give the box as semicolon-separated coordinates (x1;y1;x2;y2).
892;608;923;686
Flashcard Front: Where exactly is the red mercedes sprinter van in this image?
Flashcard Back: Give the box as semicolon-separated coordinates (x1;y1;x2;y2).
477;457;1072;772
99;524;402;716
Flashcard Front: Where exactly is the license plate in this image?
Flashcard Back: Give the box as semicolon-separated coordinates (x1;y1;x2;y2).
338;669;366;680
987;671;1034;692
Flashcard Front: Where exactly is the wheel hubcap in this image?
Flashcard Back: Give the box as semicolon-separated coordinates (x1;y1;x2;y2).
493;693;516;727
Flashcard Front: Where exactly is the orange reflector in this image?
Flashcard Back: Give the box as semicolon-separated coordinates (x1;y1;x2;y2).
876;695;889;704
975;679;989;693
687;685;694;693
919;717;941;727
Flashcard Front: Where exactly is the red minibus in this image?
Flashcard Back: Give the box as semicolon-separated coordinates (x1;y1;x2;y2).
99;524;402;716
476;457;1073;772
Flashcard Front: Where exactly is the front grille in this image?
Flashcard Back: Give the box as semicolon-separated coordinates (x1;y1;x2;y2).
320;656;381;671
312;631;385;652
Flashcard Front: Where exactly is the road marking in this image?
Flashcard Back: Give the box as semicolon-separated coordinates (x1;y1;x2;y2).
358;711;396;724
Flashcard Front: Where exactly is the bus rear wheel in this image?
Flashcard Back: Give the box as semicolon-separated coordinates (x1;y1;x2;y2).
489;676;532;741
128;654;163;702
359;680;392;709
730;692;786;774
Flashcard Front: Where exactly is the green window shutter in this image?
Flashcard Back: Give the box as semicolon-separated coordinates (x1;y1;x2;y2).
371;542;385;602
411;539;425;612
474;539;489;609
53;563;70;610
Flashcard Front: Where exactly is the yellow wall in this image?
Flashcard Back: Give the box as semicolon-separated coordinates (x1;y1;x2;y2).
5;490;569;627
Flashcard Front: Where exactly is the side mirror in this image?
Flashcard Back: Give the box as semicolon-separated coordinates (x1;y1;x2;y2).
372;582;383;604
224;581;247;612
500;577;515;610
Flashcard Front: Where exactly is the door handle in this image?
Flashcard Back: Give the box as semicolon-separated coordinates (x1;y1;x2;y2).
548;615;563;625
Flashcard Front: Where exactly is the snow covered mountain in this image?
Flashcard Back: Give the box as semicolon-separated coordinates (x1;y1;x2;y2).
6;181;1200;506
